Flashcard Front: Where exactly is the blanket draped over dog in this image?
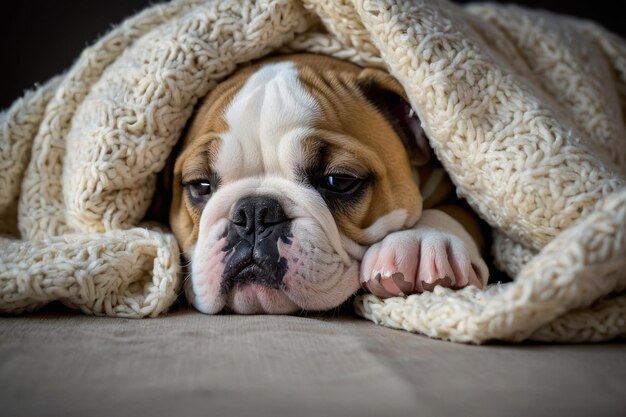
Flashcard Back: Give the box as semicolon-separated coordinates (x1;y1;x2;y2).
1;0;625;343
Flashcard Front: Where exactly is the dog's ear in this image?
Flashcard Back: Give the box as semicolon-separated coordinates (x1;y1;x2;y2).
356;68;431;166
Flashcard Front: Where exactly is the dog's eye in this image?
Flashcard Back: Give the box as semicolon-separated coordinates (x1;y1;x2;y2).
182;179;214;204
319;174;364;194
191;182;212;195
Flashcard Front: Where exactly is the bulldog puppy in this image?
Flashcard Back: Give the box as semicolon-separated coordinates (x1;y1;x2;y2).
168;54;488;314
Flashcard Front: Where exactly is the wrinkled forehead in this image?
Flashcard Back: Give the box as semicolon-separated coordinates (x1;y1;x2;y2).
177;57;400;184
214;61;319;182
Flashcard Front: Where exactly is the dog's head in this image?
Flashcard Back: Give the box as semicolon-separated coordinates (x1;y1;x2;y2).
167;54;430;314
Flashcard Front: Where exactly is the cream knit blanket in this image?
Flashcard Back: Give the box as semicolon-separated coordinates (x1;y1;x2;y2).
1;0;625;343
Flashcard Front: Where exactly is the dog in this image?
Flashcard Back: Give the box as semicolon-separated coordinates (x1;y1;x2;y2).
165;53;489;314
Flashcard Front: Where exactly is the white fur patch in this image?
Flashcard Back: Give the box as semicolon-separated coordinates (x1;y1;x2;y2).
359;209;412;243
337;209;418;263
214;61;319;181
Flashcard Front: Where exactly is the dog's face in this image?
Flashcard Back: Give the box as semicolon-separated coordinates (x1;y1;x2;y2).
169;54;429;314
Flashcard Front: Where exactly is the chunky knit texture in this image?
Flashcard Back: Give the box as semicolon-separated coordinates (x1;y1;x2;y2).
1;0;625;342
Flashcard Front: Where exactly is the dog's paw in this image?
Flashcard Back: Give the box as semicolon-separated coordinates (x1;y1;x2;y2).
360;212;488;298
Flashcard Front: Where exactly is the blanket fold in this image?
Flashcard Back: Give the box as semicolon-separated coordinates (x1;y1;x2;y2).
1;0;625;343
0;228;179;317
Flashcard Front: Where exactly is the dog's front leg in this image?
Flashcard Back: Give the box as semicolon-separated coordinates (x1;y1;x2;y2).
360;209;489;297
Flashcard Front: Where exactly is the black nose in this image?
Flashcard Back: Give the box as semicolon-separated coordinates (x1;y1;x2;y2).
221;196;292;292
231;196;288;235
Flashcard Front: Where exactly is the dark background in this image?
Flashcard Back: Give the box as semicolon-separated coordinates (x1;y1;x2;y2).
1;0;624;110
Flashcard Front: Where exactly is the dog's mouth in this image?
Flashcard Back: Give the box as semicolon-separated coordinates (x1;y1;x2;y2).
222;262;286;291
219;239;290;294
187;213;360;315
219;261;299;314
222;282;297;314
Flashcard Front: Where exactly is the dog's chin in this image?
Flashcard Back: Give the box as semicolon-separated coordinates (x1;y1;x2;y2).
226;284;299;314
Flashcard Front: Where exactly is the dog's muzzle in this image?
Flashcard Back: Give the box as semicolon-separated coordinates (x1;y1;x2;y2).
220;196;293;292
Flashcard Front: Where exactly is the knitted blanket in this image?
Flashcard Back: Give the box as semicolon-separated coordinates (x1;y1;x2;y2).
1;0;625;343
